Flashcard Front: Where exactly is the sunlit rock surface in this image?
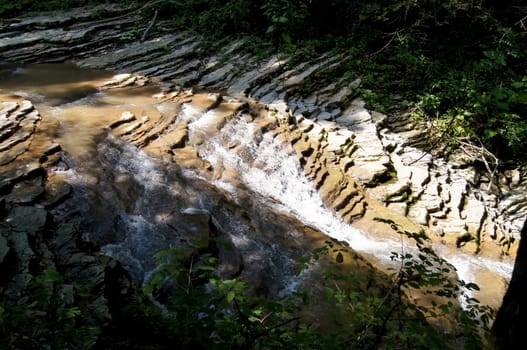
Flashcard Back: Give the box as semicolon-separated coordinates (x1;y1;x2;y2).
0;8;523;344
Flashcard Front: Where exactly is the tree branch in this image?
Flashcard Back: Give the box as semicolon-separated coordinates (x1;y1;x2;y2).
141;9;159;42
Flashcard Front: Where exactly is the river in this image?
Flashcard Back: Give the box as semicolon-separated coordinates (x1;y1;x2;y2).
0;62;513;314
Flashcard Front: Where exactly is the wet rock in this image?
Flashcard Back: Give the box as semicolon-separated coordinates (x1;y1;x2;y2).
48;223;78;260
439;219;467;238
422;195;443;213
109;111;135;129
292;136;314;158
6;273;33;297
163;125;188;149
200;62;235;86
0;160;43;191
336;108;371;127
448;180;469;219
496;186;527;240
102;73;148;89
0;10;519;251
318;169;348;204
18;100;34;114
371;181;411;203
4;175;44;204
210;217;243;279
41;177;72;207
0;115;13;132
6;205;47;234
117;120;145;136
0;109;39;153
231;55;287;94
351;160;392;186
64;253;111;323
325;131;353;154
0;141;30;166
387;202;408;217
5;228;33;271
283;60;326;88
1;102;19;115
177;208;212;247
173;147;211;170
44;142;61;155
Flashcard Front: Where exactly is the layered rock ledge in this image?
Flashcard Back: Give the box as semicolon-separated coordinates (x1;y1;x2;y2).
1;8;522;346
1;6;524;256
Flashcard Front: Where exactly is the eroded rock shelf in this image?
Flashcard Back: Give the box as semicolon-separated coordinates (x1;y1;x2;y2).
3;5;516;253
0;6;524;346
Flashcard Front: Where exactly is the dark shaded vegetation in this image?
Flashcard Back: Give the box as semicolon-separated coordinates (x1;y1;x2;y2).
142;0;527;166
94;231;493;349
0;0;106;15
1;1;525;348
2;1;526;164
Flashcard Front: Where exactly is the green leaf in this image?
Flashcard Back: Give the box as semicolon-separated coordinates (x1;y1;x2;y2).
63;307;81;319
227;291;235;303
281;32;292;44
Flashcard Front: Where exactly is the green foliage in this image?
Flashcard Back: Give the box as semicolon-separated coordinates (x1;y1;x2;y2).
347;1;527;161
374;218;495;348
121;28;140;42
294;223;495;349
143;225;495;349
0;269;96;350
261;0;310;44
144;245;316;349
152;0;262;38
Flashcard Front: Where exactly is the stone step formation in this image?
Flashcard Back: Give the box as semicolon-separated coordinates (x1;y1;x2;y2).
0;8;522;345
1;5;524;256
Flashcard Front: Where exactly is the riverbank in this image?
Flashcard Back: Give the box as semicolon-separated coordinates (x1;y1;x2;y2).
1;5;524;348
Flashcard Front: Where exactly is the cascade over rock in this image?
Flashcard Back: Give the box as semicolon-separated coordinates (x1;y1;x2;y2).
0;0;521;280
0;6;524;346
2;6;516;254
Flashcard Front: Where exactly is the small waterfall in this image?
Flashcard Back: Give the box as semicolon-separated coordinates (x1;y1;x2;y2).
193;112;513;306
1;61;511;308
198;114;398;261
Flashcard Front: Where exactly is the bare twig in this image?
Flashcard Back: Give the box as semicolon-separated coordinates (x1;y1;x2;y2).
369;31;399;57
458;138;500;193
141;9;159;42
515;14;527;32
186;255;194;294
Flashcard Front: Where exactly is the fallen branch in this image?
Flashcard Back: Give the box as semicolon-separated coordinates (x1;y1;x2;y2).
369;30;399;57
458;138;500;193
141;9;159;42
515;14;527;32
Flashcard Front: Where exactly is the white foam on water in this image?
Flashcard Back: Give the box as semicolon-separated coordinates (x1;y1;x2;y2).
194;113;514;306
197;115;400;263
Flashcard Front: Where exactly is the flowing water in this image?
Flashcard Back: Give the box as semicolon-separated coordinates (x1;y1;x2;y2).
0;63;513;310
